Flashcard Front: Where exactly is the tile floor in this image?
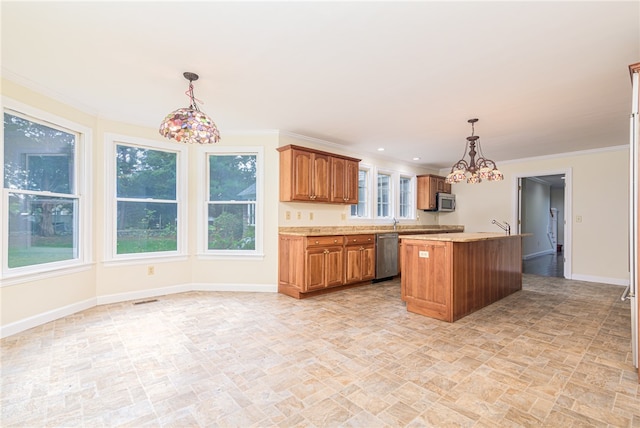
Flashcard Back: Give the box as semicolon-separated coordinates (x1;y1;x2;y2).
1;275;639;427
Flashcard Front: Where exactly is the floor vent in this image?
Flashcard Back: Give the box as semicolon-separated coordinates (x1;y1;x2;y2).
133;299;158;305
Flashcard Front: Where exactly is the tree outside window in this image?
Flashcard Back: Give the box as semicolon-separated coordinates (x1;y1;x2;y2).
208;154;257;251
115;145;178;254
3;112;79;268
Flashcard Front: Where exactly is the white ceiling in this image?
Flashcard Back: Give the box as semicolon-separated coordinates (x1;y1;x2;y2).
2;1;639;170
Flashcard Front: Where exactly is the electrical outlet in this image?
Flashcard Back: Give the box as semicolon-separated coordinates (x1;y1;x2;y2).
147;266;155;275
309;212;314;220
341;213;346;220
296;211;301;220
576;215;583;223
285;211;291;220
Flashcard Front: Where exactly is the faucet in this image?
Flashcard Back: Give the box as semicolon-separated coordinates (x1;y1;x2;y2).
392;217;398;231
491;219;511;235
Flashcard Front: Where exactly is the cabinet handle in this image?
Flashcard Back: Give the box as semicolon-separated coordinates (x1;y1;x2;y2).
315;240;319;244
334;239;338;243
360;246;364;251
324;249;329;254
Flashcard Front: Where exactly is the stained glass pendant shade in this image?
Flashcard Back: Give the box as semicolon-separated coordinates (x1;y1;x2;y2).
159;72;221;144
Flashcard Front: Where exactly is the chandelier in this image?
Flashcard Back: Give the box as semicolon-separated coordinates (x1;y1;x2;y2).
159;72;221;144
445;118;503;184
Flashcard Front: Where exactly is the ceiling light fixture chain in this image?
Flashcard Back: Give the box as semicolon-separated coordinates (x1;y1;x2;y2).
159;72;221;144
445;118;503;184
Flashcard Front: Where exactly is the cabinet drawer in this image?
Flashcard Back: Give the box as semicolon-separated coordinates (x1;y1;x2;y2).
345;234;375;245
306;236;344;247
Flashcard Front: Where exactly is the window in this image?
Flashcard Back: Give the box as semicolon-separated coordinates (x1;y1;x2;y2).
350;167;369;218
399;175;413;218
377;172;391;218
205;149;262;255
114;144;180;255
3;107;89;275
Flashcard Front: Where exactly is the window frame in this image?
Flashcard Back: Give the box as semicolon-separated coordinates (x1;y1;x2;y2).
375;169;394;219
104;134;187;264
398;174;416;220
350;164;371;219
2;98;92;282
197;145;264;260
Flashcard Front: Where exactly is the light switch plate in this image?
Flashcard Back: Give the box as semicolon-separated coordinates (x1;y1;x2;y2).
419;251;429;258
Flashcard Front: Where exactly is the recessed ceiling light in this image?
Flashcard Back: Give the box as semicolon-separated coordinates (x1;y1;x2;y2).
413;157;421;161
377;147;385;151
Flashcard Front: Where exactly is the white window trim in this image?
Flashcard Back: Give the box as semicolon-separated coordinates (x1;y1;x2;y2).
104;133;188;263
398;174;416;220
375;169;394;220
350;163;372;220
196;145;264;260
1;97;93;282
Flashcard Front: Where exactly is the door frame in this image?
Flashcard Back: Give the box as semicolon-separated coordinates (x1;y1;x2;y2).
512;168;572;279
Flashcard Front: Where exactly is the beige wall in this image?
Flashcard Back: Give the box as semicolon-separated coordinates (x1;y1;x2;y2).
1;78;630;336
439;147;629;284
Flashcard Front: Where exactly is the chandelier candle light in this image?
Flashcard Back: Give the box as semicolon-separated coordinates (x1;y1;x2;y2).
445;118;503;184
159;72;221;144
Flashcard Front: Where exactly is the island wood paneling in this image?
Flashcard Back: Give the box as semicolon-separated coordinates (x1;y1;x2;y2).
401;235;522;322
402;240;452;321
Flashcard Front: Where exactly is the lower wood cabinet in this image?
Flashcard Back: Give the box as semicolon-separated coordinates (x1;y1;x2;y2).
278;234;375;298
344;235;375;284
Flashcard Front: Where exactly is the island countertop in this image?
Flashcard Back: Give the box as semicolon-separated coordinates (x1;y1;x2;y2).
400;232;524;242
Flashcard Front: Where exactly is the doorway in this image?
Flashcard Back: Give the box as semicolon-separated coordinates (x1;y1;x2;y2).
515;171;572;279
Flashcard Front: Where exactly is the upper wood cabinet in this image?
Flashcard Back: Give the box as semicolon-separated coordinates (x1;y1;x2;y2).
330;157;359;204
417;174;451;211
278;145;360;204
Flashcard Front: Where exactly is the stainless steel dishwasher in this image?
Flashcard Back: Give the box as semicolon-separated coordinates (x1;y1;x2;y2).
375;233;399;280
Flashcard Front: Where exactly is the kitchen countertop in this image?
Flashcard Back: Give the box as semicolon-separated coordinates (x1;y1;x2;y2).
278;225;464;236
400;232;525;242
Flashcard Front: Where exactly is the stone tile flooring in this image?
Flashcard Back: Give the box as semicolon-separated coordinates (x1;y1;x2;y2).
1;275;639;427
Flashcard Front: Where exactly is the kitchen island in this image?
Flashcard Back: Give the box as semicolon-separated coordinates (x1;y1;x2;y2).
400;232;524;322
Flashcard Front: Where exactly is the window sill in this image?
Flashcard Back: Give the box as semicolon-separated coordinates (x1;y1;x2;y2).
197;252;265;261
102;254;189;267
1;263;94;287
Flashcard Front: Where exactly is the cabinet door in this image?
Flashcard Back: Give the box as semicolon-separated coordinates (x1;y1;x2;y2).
361;244;376;280
312;153;330;202
330;157;347;203
344;245;363;284
417;175;447;210
324;246;344;287
344;159;359;204
344;243;375;283
331;157;359;204
306;248;327;291
291;149;313;201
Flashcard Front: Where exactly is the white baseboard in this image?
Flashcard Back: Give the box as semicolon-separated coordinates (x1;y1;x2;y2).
96;283;193;305
2;283;277;339
1;298;96;339
522;249;556;260
192;283;278;293
568;274;629;287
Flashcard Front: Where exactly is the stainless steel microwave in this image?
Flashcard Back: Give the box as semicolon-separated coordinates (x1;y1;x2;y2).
437;193;456;212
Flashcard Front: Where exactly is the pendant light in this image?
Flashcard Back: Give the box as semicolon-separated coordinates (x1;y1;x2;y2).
159;72;221;144
445;118;503;184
